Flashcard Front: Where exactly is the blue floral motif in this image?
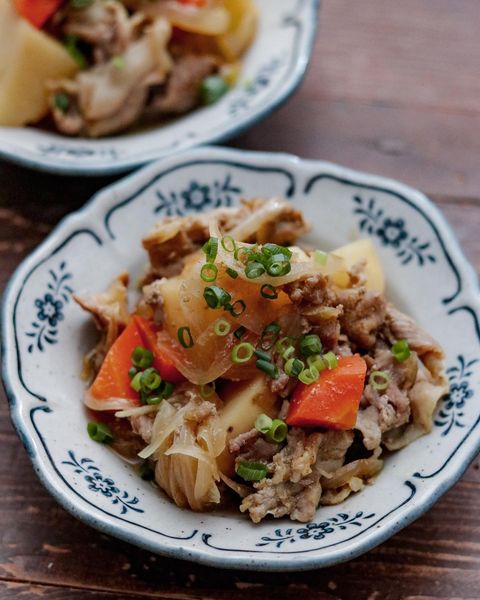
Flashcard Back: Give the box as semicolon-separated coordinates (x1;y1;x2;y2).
256;512;375;548
154;174;242;216
353;195;436;266
26;261;73;353
435;355;478;436
63;451;143;515
229;56;285;116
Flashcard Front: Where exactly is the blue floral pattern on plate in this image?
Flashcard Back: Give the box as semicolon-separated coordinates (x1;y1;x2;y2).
26;261;73;353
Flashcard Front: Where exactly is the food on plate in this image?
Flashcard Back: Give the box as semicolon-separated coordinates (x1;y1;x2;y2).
0;0;257;136
76;198;448;523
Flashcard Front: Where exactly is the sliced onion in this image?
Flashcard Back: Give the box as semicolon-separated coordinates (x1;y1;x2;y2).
227;197;287;241
115;405;160;419
84;392;138;412
137;0;230;35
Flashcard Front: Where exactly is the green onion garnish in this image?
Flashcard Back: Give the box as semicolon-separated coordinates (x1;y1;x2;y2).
214;318;231;336
234;245;251;262
265;419;288;443
282;345;295;360
54;92;70;113
226;267;238;279
314;250;328;265
231;342;255;364
391;339;411;363
200;75;229;105
322;351;338;369
369;370;390;391
178;326;194;348
140;368;162;392
221;236;236;252
255;413;273;434
254;348;271;362
234;326;246;339
130;371;143;392
145;394;162;405
260;322;280;350
128;367;138;379
300;334;322;357
87;421;113;444
112;55;126;69
262;243;292;259
64;34;87;68
298;365;320;385
227;299;246;317
200;382;216;399
284;357;304;377
245;262;266;279
275;336;296;356
260;284;278;300
307;354;326;373
203;285;231;309
131;346;154;369
235;460;268;482
200;263;218;282
256;359;278;379
202;237;219;263
139;461;154;481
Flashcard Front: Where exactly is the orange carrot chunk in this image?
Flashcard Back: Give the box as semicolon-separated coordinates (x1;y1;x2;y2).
133;316;186;383
286;354;367;430
89;320;143;405
14;0;63;28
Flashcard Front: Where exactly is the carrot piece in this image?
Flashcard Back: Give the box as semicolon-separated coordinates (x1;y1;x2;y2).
133;316;186;383
286;354;367;430
89;320;142;405
14;0;63;28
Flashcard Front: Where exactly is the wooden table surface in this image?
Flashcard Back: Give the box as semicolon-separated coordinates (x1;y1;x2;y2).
1;1;479;598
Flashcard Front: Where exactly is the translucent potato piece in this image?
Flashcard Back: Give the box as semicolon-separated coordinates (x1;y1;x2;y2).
216;0;258;60
217;375;278;474
332;239;385;293
0;0;79;126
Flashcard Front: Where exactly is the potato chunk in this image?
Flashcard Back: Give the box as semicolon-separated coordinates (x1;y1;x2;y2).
0;0;79;126
333;239;385;293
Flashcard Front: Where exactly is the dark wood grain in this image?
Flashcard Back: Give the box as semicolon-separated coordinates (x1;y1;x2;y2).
1;1;480;599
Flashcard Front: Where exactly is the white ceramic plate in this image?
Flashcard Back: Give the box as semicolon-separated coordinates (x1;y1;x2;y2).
2;147;480;571
0;0;318;176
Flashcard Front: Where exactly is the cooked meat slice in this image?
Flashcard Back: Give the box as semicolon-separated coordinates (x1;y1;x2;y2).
55;0;140;63
355;405;382;450
228;429;279;463
334;287;386;349
147;54;218;114
240;429;353;523
228;428;259;454
74;273;129;379
50;18;172;137
130;413;155;444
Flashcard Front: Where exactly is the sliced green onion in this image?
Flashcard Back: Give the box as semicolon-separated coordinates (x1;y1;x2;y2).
112;55;126;69
54;92;70;113
307;354;326;373
231;342;255;364
227;299;246;317
200;263;218;282
234;246;251;262
314;249;328;265
128;367;138;379
300;334;322;357
255;413;273;434
139;461;154;481
200;382;216;399
254;348;271;362
234;326;246;339
70;0;94;7
369;370;390;391
298;365;320;385
267;259;291;277
204;285;231;309
202;237;218;262
260;322;280;350
322;351;338;369
275;336;296;356
256;359;279;379
226;267;238;279
284;357;304;377
282;345;295;360
131;346;154;369
245;262;265;279
262;243;292;259
391;339;411;363
214;318;231;336
130;372;143;392
145;394;163;405
64;34;87;68
200;75;229;105
260;284;278;300
221;236;236;252
140;368;162;392
87;421;113;444
235;460;268;482
178;326;194;348
265;419;288;443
